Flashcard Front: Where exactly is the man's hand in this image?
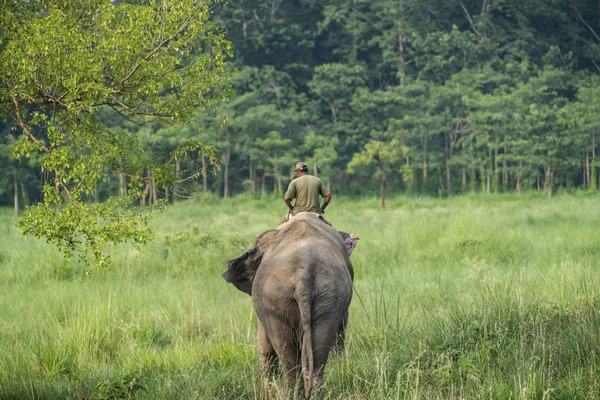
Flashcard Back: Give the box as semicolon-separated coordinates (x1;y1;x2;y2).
284;196;294;211
320;193;331;214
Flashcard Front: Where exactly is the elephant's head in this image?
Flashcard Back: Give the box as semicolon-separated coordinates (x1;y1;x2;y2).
222;246;263;295
222;230;279;295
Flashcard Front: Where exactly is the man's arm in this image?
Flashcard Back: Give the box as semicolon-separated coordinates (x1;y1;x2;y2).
284;196;294;211
320;193;331;213
284;181;296;211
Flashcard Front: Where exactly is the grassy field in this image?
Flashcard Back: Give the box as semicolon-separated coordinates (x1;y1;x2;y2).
1;192;600;399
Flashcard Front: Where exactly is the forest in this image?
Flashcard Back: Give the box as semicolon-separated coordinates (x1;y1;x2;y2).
4;2;600;398
2;0;600;210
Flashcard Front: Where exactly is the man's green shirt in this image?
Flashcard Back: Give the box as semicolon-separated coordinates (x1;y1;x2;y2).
285;175;329;216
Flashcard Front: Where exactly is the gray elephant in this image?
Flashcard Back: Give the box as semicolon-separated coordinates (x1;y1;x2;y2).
222;213;358;397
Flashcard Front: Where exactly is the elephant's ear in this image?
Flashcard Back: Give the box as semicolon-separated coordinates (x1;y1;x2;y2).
222;247;263;295
339;231;359;256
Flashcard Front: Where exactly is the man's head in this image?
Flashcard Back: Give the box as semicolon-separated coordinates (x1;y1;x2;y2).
293;161;309;176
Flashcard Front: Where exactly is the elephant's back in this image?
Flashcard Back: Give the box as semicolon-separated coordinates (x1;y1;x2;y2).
252;238;352;324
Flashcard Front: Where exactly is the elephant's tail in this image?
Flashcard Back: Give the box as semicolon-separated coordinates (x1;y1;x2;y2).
297;289;314;393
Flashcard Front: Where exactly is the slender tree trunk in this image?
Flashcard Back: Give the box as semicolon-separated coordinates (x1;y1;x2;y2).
141;176;150;206
151;181;158;205
503;146;508;186
380;174;386;210
594;135;598;188
261;175;266;199
223;150;230;198
202;152;208;193
175;160;181;195
119;172;127;197
413;167;419;195
544;167;553;199
223;131;231;198
586;152;590;188
13;168;18;216
249;160;255;195
481;167;486;194
446;161;452;196
494;132;499;187
274;165;282;196
423;138;428;178
488;146;493;194
445;134;452;196
462;168;467;192
516;161;523;193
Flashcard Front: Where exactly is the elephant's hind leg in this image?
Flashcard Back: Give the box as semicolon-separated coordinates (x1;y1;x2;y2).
261;315;301;396
257;320;278;377
307;316;343;397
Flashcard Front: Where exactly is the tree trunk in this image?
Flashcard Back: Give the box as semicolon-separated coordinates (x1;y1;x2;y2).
223;150;230;198
586;153;590;188
175;160;181;195
151;181;158;205
261;175;266;199
413;167;419;195
445;132;454;196
488;145;493;194
503;146;508;186
480;167;486;194
249;160;255;195
423;137;428;178
119;172;127;198
462;168;467;192
380;174;386;210
438;168;445;194
446;160;452;196
274;165;282;196
13;168;18;216
141;177;150;206
202;152;208;193
544;167;553;199
516;161;523;193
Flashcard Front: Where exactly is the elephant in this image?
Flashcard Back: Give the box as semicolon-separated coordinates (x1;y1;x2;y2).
222;213;357;397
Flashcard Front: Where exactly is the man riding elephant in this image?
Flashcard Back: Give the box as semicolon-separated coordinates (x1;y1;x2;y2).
284;161;332;225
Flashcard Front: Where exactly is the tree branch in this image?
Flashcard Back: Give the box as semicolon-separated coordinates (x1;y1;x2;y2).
457;0;484;39
571;3;600;43
119;16;193;88
5;79;52;154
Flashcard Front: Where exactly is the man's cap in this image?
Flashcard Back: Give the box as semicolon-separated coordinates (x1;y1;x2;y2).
294;161;308;171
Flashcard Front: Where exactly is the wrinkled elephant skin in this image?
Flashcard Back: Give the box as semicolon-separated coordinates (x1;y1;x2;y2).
222;213;356;397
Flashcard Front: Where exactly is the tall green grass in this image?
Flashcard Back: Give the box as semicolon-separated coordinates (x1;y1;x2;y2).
1;192;600;399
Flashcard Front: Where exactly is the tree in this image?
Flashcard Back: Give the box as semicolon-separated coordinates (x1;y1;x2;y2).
0;0;232;266
348;138;408;209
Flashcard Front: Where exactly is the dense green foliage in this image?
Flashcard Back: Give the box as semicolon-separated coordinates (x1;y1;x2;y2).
3;0;600;262
2;194;600;398
0;0;231;265
208;0;600;202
